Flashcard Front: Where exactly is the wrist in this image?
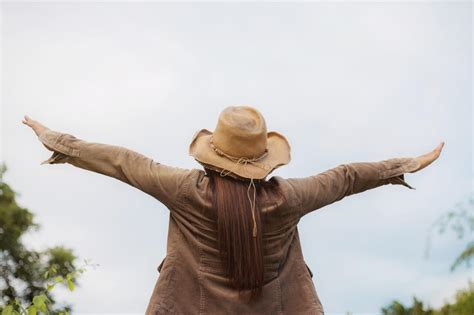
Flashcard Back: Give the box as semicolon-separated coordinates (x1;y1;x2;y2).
36;126;50;137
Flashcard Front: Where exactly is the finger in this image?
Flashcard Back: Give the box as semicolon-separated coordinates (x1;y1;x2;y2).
436;141;445;152
26;115;37;124
22;115;37;128
25;115;37;126
433;142;445;157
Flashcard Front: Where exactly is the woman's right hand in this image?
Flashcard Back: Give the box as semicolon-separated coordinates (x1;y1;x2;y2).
22;115;50;137
409;141;445;173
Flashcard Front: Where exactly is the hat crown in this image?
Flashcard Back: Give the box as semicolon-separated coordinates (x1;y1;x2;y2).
212;106;268;159
188;104;291;180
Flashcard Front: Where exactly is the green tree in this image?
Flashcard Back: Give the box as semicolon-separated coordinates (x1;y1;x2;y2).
0;163;81;312
381;300;410;315
450;281;474;315
412;297;431;315
380;280;474;315
381;188;474;315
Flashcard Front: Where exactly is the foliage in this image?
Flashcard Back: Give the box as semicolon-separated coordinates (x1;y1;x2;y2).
382;189;474;315
0;162;95;313
425;191;474;270
381;280;474;315
1;260;96;315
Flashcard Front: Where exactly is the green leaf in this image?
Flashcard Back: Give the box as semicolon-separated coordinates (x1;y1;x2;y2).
32;295;46;312
67;278;75;291
2;305;13;315
47;283;55;291
54;275;64;283
27;306;37;315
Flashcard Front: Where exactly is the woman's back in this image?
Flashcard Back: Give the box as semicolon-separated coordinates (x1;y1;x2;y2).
145;167;324;315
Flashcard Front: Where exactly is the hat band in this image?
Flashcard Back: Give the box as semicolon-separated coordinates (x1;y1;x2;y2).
209;135;269;163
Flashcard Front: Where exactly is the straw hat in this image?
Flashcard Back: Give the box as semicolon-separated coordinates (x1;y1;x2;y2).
188;105;291;237
189;105;291;181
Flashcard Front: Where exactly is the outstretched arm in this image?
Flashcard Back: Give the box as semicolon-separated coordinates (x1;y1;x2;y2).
285;143;444;218
23;115;192;208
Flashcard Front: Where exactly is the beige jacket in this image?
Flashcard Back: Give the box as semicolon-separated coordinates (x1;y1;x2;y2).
37;129;420;315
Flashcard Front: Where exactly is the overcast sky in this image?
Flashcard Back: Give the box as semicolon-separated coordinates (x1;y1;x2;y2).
1;2;472;314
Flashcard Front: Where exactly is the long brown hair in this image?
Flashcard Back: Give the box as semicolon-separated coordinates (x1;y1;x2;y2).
206;167;284;302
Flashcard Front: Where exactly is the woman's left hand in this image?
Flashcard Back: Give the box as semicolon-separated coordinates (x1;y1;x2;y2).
22;115;50;137
409;141;445;173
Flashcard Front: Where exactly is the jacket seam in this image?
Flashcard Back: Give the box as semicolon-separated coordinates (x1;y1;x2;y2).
283;179;306;219
197;228;205;315
275;277;283;315
174;169;194;209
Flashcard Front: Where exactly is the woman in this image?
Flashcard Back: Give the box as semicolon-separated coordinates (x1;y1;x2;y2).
23;106;444;314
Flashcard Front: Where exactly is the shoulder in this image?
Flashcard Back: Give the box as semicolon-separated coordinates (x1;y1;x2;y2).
180;167;209;196
266;175;300;209
179;171;301;209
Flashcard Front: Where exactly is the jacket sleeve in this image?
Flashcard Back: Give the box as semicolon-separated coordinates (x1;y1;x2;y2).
285;157;421;217
37;129;192;208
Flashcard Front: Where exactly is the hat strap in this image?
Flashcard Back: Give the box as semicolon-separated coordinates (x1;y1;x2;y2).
247;177;257;238
209;136;271;172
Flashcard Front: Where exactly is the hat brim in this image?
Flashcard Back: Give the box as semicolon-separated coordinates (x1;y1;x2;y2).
188;129;291;180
